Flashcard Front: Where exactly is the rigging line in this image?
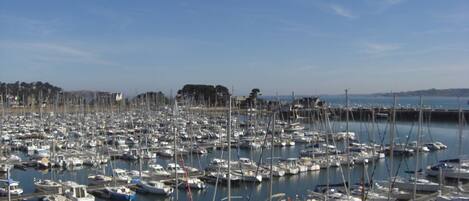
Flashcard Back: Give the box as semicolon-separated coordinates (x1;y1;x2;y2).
364;111;381;199
401;120;417;173
368;114;388;186
234;120;249;193
177;151;193;201
246;114;272;201
426;111;439;163
326;109;351;197
391;120;416;189
211;128;226;201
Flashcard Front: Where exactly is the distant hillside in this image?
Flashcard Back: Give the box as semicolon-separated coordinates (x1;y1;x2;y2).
0;81;125;105
376;88;469;97
0;81;62;104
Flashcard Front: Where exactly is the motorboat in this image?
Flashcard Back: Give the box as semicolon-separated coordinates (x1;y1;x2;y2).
113;169;131;183
34;179;63;193
147;164;171;176
167;163;185;174
426;162;469;180
88;174;112;185
62;181;95;201
184;178;206;189
232;170;262;183
0;180;23;196
105;186;136;201
136;180;173;195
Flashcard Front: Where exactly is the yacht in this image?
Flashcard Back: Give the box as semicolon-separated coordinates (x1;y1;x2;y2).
167;163;185;174
262;165;286;177
372;182;412;200
147;164;171;176
284;122;305;133
34;179;63;193
205;172;241;184
105;186;136;201
426;162;469;180
0;180;23;196
299;157;320;171
136;180;173;195
184;178;206;189
88;174;112;185
278;158;301;175
382;177;439;192
157;149;174;157
62;181;95;201
113;169;131;183
232;170;262;183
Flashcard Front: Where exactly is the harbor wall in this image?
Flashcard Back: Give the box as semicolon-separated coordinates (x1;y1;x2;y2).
290;108;469;123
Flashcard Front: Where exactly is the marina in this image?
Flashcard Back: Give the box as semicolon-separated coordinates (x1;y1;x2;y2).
2;1;469;200
0;95;468;201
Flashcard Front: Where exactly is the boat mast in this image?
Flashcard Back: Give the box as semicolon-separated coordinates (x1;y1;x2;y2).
1;94;3;138
458;98;463;192
371;108;376;176
227;94;232;201
324;106;330;198
345;89;351;195
173;96;179;201
269;110;275;201
1;93;4;122
413;96;423;200
388;94;396;200
7;167;11;201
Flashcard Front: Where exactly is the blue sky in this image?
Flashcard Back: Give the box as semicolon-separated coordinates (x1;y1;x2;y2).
0;0;468;96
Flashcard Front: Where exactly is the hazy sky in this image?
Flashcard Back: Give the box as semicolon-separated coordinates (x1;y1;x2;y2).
1;0;468;96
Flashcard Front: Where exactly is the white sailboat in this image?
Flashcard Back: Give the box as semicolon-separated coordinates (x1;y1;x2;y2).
147;164;171;176
136;180;173;195
381;177;439;192
435;103;469;200
34;179;63;193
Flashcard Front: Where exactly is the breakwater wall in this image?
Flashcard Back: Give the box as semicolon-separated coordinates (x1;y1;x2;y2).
286;108;469;123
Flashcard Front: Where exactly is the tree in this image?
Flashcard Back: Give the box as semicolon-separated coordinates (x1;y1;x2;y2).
249;88;261;100
177;84;230;106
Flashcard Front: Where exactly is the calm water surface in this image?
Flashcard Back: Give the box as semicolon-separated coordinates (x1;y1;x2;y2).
10;120;468;201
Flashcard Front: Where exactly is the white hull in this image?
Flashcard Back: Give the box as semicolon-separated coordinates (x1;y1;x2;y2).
137;181;173;195
391;179;439;192
427;167;469;180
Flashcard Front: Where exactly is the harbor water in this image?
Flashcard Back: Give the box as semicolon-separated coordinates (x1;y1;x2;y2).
8;119;467;201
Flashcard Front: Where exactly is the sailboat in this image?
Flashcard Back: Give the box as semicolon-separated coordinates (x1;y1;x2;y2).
167;163;185;174
391;98;439;194
104;116;136;201
34;179;63;193
380;177;439;192
434;103;469;201
183;178;206;189
136;180;173;195
146;164;171;176
87;174;112;185
104;186;136;201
